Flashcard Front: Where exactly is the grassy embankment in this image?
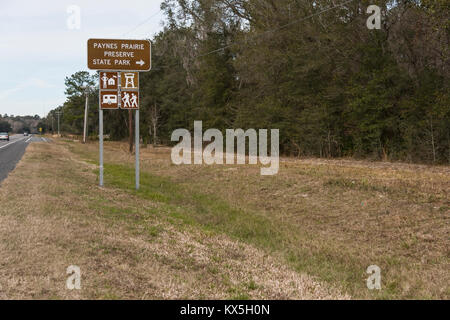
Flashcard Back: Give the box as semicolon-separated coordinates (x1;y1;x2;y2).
62;139;449;299
0;140;347;299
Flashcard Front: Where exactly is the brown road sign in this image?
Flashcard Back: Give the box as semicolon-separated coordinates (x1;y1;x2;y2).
100;91;119;109
99;72;119;90
87;39;151;71
121;72;139;90
120;90;139;109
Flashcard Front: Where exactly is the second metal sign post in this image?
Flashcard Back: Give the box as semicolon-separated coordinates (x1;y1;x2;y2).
98;71;140;190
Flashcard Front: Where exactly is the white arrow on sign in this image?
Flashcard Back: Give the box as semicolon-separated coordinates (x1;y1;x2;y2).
136;60;145;66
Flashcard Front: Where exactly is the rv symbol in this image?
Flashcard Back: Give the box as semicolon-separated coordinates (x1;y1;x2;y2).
103;94;117;105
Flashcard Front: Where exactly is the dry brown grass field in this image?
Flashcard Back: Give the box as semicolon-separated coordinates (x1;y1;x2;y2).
0;138;448;299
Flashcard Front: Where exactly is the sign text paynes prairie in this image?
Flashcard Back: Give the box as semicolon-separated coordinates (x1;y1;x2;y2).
87;39;151;71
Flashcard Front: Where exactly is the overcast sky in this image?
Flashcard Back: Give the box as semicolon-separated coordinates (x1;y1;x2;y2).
0;0;165;117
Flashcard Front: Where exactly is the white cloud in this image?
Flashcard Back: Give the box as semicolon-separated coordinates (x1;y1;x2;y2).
0;78;55;100
0;0;165;116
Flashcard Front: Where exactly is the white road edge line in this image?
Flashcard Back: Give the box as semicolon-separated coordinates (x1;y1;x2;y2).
26;137;32;143
0;136;28;150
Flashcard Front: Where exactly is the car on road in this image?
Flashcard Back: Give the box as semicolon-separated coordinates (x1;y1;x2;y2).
23;132;29;136
0;132;9;141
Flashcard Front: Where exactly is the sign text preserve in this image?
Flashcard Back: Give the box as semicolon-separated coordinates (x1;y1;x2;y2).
87;39;151;71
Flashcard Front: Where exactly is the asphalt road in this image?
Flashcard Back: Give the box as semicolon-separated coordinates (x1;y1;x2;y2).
0;134;48;184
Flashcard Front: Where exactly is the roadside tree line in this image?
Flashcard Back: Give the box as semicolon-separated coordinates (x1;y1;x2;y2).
46;0;449;163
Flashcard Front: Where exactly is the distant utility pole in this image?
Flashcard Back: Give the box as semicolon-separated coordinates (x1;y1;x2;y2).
56;111;62;136
82;86;90;144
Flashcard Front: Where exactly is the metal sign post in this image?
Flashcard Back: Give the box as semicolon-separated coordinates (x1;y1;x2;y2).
118;71;140;191
89;38;150;191
135;109;139;190
99;108;104;187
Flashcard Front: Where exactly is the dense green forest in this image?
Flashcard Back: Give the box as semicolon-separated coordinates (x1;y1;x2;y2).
45;0;449;163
